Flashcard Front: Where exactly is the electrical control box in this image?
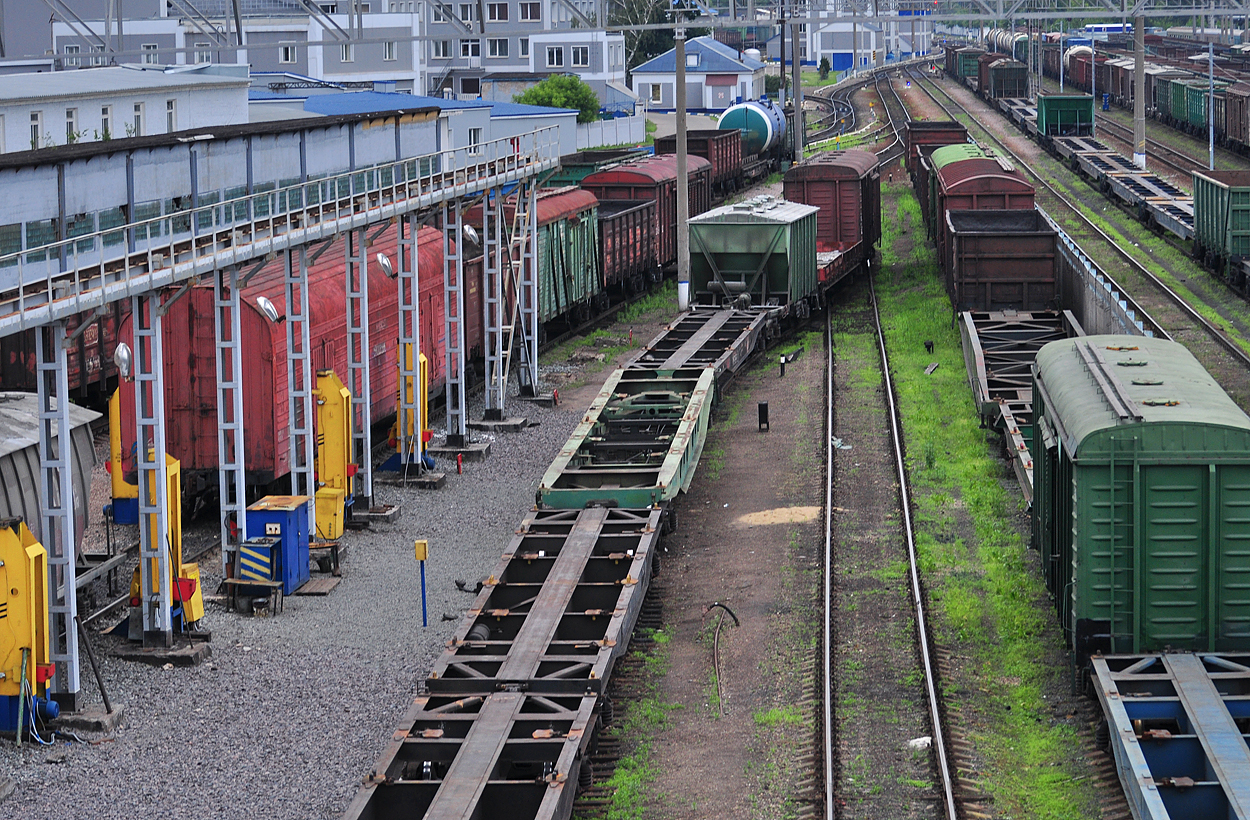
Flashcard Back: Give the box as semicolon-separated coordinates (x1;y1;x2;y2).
245;496;310;595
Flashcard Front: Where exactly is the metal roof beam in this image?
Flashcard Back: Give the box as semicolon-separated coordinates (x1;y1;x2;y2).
40;0;109;51
291;0;354;41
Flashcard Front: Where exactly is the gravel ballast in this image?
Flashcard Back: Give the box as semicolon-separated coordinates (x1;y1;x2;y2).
0;352;643;818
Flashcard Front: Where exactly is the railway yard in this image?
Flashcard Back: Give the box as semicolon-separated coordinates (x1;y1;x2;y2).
16;31;1250;820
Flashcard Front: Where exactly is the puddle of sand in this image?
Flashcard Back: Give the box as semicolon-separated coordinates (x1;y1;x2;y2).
734;506;822;527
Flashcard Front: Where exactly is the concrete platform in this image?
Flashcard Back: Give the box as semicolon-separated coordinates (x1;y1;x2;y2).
521;392;560;408
427;441;492;463
50;703;125;734
114;640;212;668
467;416;528;433
366;503;401;524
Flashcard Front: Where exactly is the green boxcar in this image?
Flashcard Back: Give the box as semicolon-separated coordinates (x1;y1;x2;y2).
688;197;819;309
1036;93;1094;136
545;148;651;187
1032;335;1250;662
1170;78;1192;124
926;144;986;237
1192;169;1250;273
537;205;601;323
957;48;986;79
1183;81;1229;129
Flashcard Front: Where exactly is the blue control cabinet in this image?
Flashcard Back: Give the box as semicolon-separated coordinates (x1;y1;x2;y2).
244;496;310;595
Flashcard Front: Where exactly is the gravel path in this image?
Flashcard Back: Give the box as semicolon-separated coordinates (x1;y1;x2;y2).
3;319;670;818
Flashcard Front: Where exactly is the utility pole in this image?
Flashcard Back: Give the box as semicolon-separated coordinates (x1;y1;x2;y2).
793;20;804;162
676;28;691;311
1210;41;1215;170
1134;17;1145;169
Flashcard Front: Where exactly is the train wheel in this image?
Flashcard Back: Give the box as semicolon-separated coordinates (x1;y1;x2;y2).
1094;718;1111;753
578;758;593;792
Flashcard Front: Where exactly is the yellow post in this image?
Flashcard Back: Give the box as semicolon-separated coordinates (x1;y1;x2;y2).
0;521;50;698
315;370;352;541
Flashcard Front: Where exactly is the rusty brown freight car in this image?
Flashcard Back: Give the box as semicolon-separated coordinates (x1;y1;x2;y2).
903;120;968;178
598;199;658;294
581;154;712;270
653;129;743;193
783;149;880;287
943;209;1058;312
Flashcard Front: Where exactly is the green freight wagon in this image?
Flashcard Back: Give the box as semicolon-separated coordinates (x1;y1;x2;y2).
1032;335;1250;662
1183;81;1229;131
1036;93;1094;137
688;196;820;312
545;148;650;187
956;47;986;79
1192;169;1250;279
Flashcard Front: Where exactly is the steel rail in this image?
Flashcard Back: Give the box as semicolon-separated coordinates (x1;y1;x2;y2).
910;67;1250;370
873;69;908;164
868;270;959;820
823;310;835;820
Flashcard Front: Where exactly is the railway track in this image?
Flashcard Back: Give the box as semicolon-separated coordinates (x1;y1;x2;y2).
908;68;1250;402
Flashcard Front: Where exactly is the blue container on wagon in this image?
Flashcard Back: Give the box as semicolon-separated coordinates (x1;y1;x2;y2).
244;495;310;595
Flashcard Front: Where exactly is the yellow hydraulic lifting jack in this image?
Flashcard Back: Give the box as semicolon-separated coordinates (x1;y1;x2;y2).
106;389;139;525
0;521;51;718
315;369;353;541
127;454;205;630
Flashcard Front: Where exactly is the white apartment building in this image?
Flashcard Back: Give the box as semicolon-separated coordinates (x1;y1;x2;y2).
0;64;249;153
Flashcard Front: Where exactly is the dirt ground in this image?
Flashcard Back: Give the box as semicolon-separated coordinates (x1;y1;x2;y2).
645;331;825;818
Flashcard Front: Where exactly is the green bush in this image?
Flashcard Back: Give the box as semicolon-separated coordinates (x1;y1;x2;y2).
514;75;600;123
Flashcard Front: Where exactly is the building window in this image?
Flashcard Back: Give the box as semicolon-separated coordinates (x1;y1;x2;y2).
650;83;661;102
520;37;529;57
30;111;41;148
546;46;563;67
341;43;355;62
488;38;508;57
487;2;508;20
459;3;477;20
195;42;212;63
90;45;105;66
319;2;337;9
63;45;80;68
383;41;397;61
572;45;589;67
166;99;177;133
432;4;445;21
461;38;481;58
142;43;158;64
685;52;698;67
519;1;539;20
100;106;112;140
279;44;297;63
434;40;451;58
467;127;482;155
132;103;144;137
65;108;78;142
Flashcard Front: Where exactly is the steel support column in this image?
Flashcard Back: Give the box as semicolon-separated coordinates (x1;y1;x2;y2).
132;294;172;648
214;267;247;575
285;248;316;511
483;188;506;420
397;215;425;471
519;182;539;396
36;321;79;709
443;200;468;446
346;228;373;508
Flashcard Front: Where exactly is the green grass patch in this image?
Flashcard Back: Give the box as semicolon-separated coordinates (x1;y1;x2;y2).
620;280;677;323
875;185;1100;819
753;705;805;727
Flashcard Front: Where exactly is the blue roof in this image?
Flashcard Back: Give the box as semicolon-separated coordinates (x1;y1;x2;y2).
301;91;574;118
632;36;765;74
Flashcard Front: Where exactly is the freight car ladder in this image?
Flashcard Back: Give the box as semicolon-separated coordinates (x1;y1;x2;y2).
500;183;539;398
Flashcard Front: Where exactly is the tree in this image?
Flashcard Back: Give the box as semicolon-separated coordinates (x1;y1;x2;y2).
819;56;831;80
515;75;601;123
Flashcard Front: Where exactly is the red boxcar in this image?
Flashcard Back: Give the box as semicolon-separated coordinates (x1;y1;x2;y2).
1227;83;1250;147
934;157;1035;271
653;129;743;192
0;304;124;399
580;154;712;270
118;225;448;488
783;149;881;286
598;199;658;294
903;121;968;178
